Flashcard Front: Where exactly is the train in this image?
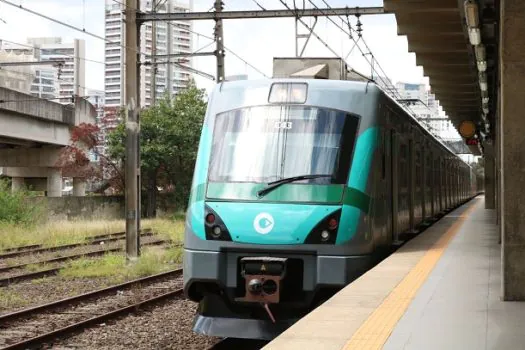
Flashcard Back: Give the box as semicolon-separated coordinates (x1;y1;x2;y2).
182;58;483;340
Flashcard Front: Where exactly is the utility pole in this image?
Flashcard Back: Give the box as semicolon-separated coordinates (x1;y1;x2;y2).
124;0;141;260
214;0;225;82
151;0;157;106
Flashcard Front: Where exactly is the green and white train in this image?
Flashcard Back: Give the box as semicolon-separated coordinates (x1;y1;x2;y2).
182;60;481;339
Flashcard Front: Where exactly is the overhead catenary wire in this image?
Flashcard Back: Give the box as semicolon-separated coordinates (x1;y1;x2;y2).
316;0;447;138
0;23;215;81
112;0;269;78
309;0;441;134
0;38;106;66
0;66;101;96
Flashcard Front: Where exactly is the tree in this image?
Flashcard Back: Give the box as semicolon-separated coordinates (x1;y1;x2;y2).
107;81;207;217
56;122;124;194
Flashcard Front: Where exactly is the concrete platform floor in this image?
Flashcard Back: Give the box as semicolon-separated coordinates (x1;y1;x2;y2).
263;196;525;350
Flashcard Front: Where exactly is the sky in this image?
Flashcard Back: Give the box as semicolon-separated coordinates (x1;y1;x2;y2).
0;0;429;95
0;0;476;161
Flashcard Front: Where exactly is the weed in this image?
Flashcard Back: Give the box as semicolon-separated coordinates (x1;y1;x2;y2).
0;217;184;252
58;245;183;283
0;288;29;310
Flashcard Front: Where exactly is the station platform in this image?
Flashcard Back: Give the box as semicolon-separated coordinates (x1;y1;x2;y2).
263;196;525;349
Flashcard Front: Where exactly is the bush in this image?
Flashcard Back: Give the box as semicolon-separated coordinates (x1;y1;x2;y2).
0;179;43;225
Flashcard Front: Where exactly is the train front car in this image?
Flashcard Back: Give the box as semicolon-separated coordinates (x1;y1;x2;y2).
184;79;381;339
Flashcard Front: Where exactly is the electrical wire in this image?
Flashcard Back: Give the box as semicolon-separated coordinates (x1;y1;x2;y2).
315;0;446;138
112;0;269;78
0;3;215;81
0;0;147;59
0;38;106;66
0;95;96;103
0;66;100;96
306;0;437;132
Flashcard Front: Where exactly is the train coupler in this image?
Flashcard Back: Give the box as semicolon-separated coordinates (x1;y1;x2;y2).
235;257;288;309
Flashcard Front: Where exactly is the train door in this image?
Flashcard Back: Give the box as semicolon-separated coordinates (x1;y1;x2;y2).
384;128;392;244
391;129;400;244
408;137;415;232
420;145;426;223
428;151;434;218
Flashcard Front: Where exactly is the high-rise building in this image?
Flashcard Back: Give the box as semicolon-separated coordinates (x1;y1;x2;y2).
104;0;193;109
87;90;106;159
28;37;86;104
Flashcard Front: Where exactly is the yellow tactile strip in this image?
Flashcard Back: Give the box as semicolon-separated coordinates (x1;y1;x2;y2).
342;199;480;350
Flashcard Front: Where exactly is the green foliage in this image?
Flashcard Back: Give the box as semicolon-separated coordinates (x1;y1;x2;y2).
107;81;207;211
0;179;43;226
59;246;183;282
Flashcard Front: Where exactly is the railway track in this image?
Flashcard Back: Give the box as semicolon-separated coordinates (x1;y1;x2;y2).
0;238;178;286
0;268;184;350
0;229;154;260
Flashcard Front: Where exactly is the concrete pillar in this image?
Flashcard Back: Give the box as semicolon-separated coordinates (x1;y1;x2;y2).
46;168;62;197
73;178;87;196
500;0;525;300
484;144;496;209
11;177;25;192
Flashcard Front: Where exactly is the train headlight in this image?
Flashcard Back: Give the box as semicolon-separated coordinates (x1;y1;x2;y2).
211;226;222;238
269;82;308;104
320;230;330;242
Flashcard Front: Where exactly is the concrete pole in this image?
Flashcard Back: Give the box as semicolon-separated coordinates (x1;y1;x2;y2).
73;178;87;196
46;168;62;197
124;0;141;259
11;177;25;192
500;0;525;301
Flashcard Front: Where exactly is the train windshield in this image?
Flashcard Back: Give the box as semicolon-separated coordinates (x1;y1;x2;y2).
208;105;359;184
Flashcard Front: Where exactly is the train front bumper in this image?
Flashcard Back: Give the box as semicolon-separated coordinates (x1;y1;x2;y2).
183;248;372;302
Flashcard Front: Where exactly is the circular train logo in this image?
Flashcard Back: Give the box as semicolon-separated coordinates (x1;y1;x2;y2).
253;213;274;234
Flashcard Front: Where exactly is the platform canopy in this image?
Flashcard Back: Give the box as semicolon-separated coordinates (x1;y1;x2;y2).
383;0;499;156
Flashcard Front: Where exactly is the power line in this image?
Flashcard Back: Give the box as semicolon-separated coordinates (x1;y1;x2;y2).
0;0;107;42
0;0;146;59
112;0;269;78
0;14;215;82
0;66;100;95
306;0;430;128
0;94;96;104
0;38;106;66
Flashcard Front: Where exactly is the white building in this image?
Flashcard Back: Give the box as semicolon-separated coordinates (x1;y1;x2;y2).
28;37;86;104
395;82;459;140
87;89;106;159
0;43;35;93
104;0;193;108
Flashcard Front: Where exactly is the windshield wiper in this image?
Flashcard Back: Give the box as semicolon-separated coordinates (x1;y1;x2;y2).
256;174;333;198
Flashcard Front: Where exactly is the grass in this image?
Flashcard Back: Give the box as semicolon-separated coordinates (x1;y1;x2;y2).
143;216;185;243
0;214;186;252
0;288;30;311
58;244;183;283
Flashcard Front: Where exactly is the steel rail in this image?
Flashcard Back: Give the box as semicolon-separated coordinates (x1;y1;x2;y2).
0;269;184;350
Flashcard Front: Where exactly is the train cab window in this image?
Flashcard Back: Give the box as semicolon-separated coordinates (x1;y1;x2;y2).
208;105;360;184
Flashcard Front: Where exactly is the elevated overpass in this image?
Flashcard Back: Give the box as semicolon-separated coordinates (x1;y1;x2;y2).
0;87;96;196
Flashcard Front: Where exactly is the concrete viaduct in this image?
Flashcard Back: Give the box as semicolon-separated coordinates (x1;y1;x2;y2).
0;86;96;196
